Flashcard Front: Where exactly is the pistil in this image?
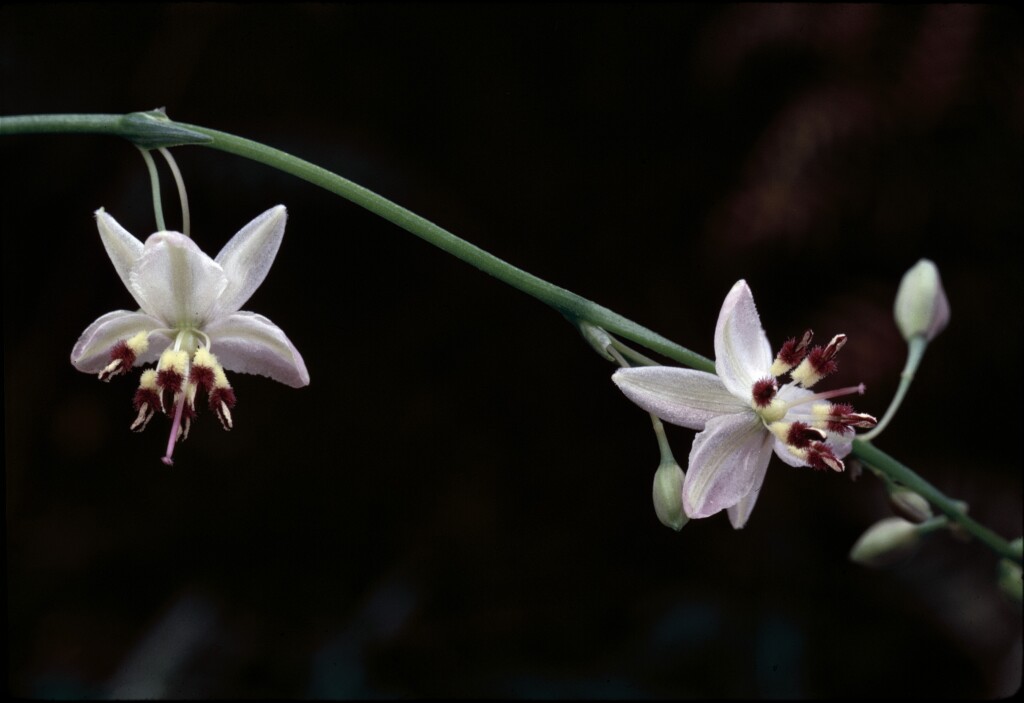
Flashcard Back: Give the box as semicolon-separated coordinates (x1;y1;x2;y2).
162;390;187;466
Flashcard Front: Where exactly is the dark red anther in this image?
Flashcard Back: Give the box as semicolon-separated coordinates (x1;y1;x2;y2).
210;386;237;430
98;340;137;382
785;422;827;448
806;443;844;472
776;329;813;369
751;377;778;407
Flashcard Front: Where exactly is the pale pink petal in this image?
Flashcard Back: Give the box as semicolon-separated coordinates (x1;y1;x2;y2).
771;422;854;469
772;438;808;468
726;455;769;529
204;311;309;387
213;205;287;316
612;367;743;430
828;432;854;459
713;280;773;400
95;209;146;309
682;411;774;519
70;310;170;373
129;231;228;325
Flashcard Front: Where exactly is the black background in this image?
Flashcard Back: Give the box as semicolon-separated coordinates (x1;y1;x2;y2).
3;3;1022;698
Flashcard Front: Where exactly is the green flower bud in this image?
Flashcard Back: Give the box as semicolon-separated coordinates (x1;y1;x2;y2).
997;556;1022;607
894;259;950;342
887;487;933;523
998;538;1023;606
652;459;688;531
849;517;921;568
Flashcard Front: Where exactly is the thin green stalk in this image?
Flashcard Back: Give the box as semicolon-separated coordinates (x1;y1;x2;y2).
158;147;191;237
860;336;927;442
136;147;166;232
180;121;717;373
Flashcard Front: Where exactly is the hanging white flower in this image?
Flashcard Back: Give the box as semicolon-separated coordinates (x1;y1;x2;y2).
71;206;309;464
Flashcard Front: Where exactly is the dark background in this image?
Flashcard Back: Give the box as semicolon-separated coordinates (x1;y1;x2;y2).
3;3;1021;698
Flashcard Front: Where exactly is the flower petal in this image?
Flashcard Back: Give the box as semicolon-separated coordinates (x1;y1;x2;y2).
714;280;773;400
682;411;774;519
213;205;287;316
772;437;808;468
726;455;769;529
129;231;228;326
95;209;146;309
827;432;854;459
204;311;309;387
70;310;170;373
612;367;743;430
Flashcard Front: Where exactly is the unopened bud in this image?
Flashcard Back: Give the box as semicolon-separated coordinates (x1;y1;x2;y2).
887;487;933;523
894;259;950;342
577;321;615;361
652;459;688;531
997;538;1022;606
849;517;921;568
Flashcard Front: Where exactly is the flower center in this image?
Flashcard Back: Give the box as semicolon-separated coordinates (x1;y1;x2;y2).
748;329;877;471
99;327;236;466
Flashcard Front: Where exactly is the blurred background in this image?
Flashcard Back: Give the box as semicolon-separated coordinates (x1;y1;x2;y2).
3;3;1021;698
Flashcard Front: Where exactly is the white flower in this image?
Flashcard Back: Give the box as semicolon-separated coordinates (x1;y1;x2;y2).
71;206;309;464
612;280;874;528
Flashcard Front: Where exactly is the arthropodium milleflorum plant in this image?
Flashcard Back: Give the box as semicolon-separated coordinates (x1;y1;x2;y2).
0;110;1019;578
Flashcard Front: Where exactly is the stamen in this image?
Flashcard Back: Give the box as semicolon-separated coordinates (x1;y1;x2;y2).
790;334;847;388
211;387;236;430
98;331;150;382
156;349;189;412
188;347;236;430
751;377;778;408
813;403;878;433
770;329;813;376
806;443;845;472
785;383;865;410
786;422;827;448
130;369;160;432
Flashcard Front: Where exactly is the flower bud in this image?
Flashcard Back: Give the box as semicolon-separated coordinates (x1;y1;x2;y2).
997;557;1022;607
849;517;921;568
652;459;689;531
578;320;615;361
996;538;1023;606
894;259;950;342
887;487;933;524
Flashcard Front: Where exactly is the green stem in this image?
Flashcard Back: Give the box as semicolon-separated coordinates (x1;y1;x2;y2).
852;438;1020;563
860;336;926;442
178;121;716;372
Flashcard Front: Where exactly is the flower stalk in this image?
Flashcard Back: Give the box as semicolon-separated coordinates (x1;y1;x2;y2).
2;111;1018;563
